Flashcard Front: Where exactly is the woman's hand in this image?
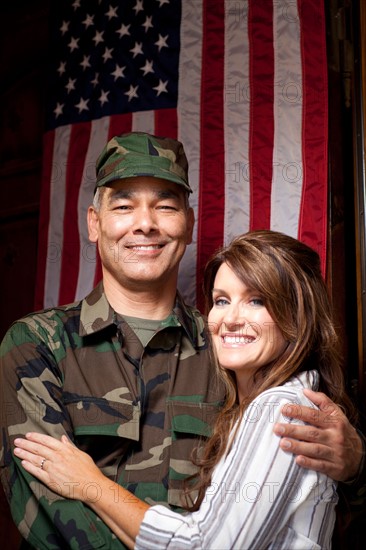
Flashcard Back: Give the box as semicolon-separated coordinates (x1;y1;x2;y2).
14;433;105;502
14;432;148;547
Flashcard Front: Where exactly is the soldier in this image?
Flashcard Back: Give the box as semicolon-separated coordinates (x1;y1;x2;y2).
0;132;364;549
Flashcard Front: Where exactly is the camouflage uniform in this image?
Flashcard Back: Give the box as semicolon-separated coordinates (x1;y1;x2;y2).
0;283;223;549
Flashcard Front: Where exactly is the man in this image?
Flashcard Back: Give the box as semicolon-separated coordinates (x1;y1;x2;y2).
0;132;363;549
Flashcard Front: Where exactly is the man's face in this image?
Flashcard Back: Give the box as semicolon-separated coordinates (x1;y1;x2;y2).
88;177;194;291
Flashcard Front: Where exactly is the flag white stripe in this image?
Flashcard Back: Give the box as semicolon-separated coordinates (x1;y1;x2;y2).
270;0;303;236
176;0;203;306
223;0;251;246
75;117;111;301
132;110;155;134
44;125;71;307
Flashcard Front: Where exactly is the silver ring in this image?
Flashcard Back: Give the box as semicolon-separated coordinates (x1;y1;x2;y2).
40;458;47;470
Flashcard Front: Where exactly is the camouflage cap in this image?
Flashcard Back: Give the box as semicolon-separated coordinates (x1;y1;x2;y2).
95;132;192;193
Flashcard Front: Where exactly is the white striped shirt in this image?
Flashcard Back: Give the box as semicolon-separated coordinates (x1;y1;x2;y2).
135;371;337;549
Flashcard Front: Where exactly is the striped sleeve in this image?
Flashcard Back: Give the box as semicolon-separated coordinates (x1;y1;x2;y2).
135;381;337;549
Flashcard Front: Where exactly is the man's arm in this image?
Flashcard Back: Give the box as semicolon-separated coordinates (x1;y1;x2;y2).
0;320;125;550
273;388;364;482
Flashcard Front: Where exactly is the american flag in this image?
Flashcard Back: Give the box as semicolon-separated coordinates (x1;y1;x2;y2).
35;0;328;311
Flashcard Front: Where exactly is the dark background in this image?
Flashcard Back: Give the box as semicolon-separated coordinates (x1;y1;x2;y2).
0;1;365;547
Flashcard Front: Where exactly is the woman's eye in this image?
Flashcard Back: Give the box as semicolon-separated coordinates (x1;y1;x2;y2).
213;298;230;307
250;298;264;306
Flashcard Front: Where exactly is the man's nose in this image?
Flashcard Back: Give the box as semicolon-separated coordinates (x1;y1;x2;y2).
133;207;158;233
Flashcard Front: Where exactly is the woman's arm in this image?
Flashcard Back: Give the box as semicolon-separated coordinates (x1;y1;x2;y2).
88;480;148;549
15;377;337;549
14;433;149;549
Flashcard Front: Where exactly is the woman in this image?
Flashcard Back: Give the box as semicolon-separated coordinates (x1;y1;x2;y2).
14;231;356;549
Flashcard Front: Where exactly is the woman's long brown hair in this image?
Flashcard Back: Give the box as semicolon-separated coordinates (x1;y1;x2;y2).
185;230;357;510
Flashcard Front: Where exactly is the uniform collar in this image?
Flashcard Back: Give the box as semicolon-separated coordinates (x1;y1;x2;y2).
79;282;202;347
79;282;114;336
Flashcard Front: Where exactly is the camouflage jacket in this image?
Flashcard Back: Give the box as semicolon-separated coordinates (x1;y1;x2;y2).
0;283;224;549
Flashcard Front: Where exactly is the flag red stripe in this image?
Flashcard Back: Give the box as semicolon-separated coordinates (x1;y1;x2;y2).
34;131;55;310
93;253;103;289
196;0;226;311
297;0;328;270
58;122;92;304
154;108;178;140
108;113;133;139
249;0;275;230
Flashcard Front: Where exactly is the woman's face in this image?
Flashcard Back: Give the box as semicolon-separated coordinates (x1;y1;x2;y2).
208;262;287;396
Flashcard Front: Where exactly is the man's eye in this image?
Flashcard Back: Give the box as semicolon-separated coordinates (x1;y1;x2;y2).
158;204;177;211
114;204;131;210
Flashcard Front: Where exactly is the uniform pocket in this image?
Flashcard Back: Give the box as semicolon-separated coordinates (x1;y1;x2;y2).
64;396;141;478
169;400;218;437
167;400;218;507
64;396;140;440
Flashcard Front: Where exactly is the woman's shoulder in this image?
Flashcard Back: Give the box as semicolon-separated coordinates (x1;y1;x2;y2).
244;370;319;423
259;370;318;401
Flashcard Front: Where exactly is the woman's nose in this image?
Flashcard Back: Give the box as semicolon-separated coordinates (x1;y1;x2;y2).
223;304;245;329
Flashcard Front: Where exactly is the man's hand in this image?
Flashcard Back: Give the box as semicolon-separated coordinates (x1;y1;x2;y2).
273;389;363;482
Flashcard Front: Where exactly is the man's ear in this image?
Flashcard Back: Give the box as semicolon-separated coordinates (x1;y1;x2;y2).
87;206;99;243
186;207;195;245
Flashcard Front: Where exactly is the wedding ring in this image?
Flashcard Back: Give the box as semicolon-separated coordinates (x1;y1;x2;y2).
40;458;47;470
